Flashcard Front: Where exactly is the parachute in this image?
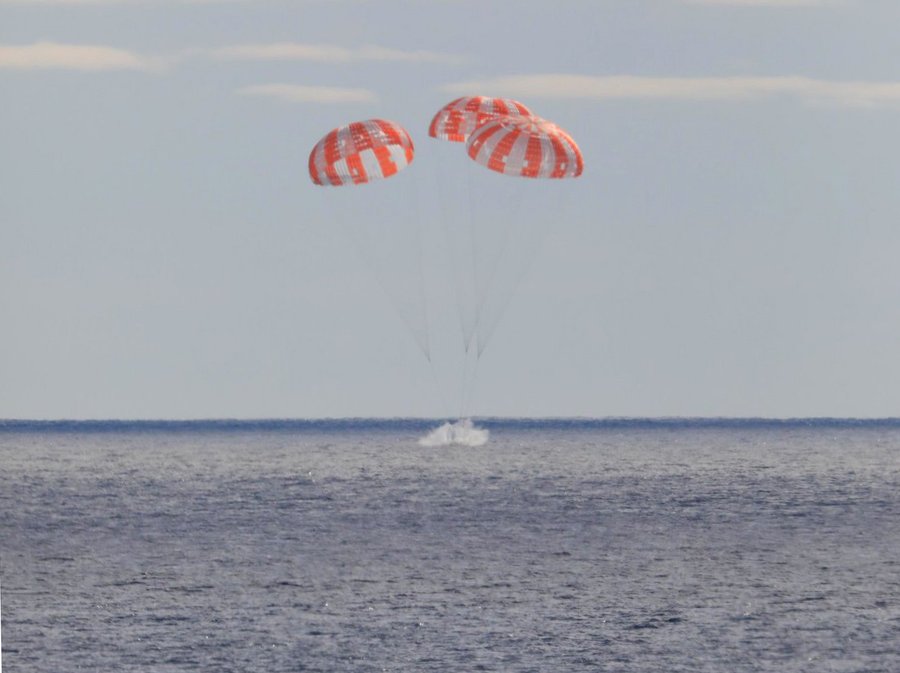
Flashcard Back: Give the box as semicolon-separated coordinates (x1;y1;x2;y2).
308;119;431;360
308;105;583;419
467;116;584;179
429;96;532;143
459;114;583;379
309;119;414;186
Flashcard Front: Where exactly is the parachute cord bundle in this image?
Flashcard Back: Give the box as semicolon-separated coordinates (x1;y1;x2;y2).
409;162;432;361
470;172;531;358
460;345;481;419
332;179;431;361
464;159;479;352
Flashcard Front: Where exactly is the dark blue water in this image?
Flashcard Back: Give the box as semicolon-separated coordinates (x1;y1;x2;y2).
2;419;899;672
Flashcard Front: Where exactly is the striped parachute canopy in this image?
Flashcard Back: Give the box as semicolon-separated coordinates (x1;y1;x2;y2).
466;116;583;179
309;119;415;186
428;96;532;143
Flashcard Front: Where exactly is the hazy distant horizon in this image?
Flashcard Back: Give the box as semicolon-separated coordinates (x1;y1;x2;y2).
4;416;900;427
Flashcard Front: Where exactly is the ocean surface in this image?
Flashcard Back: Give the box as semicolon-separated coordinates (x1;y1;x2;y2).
1;418;899;672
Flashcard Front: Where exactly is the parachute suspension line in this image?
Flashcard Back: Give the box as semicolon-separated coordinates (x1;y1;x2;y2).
427;351;453;420
476;181;562;359
433;144;474;356
458;342;470;417
440;157;474;419
458;338;481;418
408;164;431;362
462;339;481;418
473;175;529;359
333;183;431;361
412;157;461;419
465;159;480;354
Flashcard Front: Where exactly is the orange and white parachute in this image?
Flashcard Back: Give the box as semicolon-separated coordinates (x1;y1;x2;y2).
309;119;414;186
307;118;428;358
428;96;532;144
466;116;583;179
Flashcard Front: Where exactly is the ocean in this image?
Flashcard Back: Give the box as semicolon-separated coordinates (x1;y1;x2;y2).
1;419;899;672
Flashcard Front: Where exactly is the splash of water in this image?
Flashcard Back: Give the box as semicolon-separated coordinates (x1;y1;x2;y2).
418;418;489;447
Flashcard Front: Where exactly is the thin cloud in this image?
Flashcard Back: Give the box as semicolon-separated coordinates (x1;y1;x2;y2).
0;0;116;3
212;42;464;65
684;0;835;5
237;83;376;104
441;74;900;108
0;41;162;70
0;0;258;4
1;0;165;3
0;0;836;3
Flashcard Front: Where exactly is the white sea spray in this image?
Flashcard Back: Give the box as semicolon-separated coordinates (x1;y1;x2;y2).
418;418;489;446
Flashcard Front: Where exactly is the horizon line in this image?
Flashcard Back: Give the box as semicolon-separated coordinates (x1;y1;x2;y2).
3;416;900;429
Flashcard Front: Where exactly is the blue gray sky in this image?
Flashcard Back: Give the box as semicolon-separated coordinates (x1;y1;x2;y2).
3;0;900;419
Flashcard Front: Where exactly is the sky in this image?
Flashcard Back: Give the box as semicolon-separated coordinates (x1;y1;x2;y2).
3;0;900;420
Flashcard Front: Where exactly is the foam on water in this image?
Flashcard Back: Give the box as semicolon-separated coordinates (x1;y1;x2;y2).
418;418;489;446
